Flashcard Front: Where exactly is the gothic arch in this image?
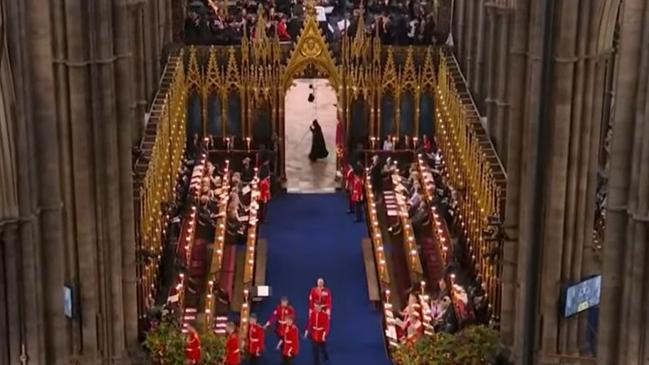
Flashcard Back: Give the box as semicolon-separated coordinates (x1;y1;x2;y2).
282;3;340;92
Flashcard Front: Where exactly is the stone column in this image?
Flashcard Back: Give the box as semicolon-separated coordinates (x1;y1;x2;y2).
598;0;649;363
114;0;140;353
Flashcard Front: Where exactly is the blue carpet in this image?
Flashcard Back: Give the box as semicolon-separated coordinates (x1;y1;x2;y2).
254;193;393;365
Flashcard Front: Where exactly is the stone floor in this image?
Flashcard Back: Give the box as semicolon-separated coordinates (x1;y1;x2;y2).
284;78;338;193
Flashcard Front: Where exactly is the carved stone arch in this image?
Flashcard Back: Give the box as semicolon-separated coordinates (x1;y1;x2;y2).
282;0;339;91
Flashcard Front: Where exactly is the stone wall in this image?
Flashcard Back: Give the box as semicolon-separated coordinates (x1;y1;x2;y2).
0;0;175;363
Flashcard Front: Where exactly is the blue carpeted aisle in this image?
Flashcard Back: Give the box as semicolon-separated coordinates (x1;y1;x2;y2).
255;193;392;365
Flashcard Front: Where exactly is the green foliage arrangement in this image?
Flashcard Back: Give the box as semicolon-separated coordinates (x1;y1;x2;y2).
143;318;227;365
143;320;186;365
393;325;505;365
198;327;226;365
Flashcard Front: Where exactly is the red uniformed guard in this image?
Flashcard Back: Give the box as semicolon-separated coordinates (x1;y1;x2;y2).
277;315;299;365
185;323;201;364
308;278;332;315
304;304;331;365
247;314;265;364
265;297;296;339
344;163;355;213
259;175;271;222
350;167;364;222
224;322;241;365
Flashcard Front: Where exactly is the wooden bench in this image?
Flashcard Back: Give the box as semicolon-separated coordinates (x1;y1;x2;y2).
253;239;268;302
189;238;208;277
361;238;381;307
218;245;237;304
230;249;246;311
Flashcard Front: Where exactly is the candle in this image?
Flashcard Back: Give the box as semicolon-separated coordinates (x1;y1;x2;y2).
246;136;251;150
413;136;418;148
370;136;377;149
405;135;410;149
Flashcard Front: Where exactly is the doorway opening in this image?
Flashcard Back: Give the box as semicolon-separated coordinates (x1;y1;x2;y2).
284;78;338;193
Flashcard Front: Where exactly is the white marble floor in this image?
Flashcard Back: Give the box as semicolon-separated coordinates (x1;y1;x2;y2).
284;79;338;193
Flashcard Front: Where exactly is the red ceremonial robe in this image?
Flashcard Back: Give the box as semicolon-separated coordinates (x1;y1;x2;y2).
224;332;241;364
351;175;364;202
259;177;271;203
247;323;265;357
185;329;201;363
267;304;296;336
308;311;331;343
281;324;300;357
308;287;332;313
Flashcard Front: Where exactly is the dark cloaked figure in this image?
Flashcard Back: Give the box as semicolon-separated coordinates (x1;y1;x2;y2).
308;120;329;161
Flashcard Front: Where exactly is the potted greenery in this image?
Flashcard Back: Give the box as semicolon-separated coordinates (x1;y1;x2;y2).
454;325;503;365
198;327;226;365
143;319;186;365
392;325;504;365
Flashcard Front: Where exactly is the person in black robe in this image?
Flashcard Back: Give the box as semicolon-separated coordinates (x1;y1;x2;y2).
308;119;329;161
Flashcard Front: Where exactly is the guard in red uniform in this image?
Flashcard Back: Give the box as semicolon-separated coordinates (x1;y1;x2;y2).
265;297;296;339
304;304;331;365
278;316;299;364
308;278;332;315
350;167;364;222
247;314;265;364
344;164;355;213
185;323;201;364
259;174;271;222
224;322;241;365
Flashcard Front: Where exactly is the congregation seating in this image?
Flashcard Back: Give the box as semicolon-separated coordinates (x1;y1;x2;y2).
218;244;238;304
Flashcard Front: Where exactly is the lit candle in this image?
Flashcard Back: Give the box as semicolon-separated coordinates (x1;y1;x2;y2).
370;136;377;149
413;136;418;148
420;280;426;293
246;137;251;150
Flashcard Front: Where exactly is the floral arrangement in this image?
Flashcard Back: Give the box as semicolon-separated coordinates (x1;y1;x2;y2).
392;325;506;365
143;313;226;365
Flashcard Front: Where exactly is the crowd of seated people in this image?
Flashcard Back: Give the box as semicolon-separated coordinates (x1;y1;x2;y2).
184;0;446;45
390;279;491;344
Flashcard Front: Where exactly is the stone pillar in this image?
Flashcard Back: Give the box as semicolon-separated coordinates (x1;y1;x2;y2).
598;0;649;363
1;224;22;365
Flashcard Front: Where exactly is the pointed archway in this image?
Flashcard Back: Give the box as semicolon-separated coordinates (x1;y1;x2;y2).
282;0;340;92
279;1;342;189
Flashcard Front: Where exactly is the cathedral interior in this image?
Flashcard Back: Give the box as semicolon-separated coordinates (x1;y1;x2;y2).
0;0;647;364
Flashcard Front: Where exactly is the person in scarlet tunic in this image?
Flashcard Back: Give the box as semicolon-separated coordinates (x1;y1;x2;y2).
308;278;332;315
277;315;299;365
258;166;271;222
304;304;331;365
224;322;241;365
350;166;365;222
344;163;355;214
185;323;201;364
264;297;296;339
247;314;265;364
